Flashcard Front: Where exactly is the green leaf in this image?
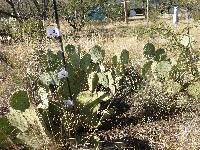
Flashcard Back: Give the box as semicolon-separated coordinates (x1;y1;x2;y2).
10;91;30;112
143;43;156;59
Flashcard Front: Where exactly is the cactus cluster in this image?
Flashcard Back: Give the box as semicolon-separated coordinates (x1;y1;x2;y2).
1;44;142;149
142;42;200;105
0;90;50;149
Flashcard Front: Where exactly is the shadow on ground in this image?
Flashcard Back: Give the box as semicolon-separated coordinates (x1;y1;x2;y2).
101;137;152;150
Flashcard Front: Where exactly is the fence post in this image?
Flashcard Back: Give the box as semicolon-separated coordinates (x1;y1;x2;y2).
123;0;128;24
146;0;149;25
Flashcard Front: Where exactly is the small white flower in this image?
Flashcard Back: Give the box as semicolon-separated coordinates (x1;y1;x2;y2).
63;99;74;108
58;68;68;79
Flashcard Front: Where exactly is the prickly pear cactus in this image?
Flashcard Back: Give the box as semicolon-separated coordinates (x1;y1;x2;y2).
142;61;153;77
43;49;63;72
7;108;49;149
77;91;110;105
119;49;129;65
97;72;109;88
89;45;105;63
112;49;129;66
154;48;167;61
0;117;18;148
163;80;181;95
106;71;116;94
76;90;111;127
143;43;156;60
10;90;30;112
80;53;91;70
187;81;200;98
88;72;99;93
154;61;172;79
39;71;59;86
65;44;80;69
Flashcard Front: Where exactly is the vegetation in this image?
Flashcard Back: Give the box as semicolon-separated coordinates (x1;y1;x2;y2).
0;0;200;149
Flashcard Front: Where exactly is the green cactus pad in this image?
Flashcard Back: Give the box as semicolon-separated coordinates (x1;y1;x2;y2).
164;80;181;95
154;48;167;61
0;130;11;148
37;87;49;109
77;91;95;104
143;43;156;59
142;61;153;77
97;91;111;101
0;117;16;135
80;53;91;70
120;49;129;64
46;50;62;71
112;55;118;67
97;73;109;88
65;44;76;53
7;108;48;149
89;45;105;63
66;46;80;69
88;72;99;93
39;71;59;86
17;131;45;149
188;81;200;98
7;108;35;132
106;71;116;94
10;91;30;112
154;61;172;79
77;91;110;105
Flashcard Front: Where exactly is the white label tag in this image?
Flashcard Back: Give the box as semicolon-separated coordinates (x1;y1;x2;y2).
46;26;61;38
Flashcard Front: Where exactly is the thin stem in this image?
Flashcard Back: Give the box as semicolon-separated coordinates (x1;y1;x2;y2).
52;0;73;101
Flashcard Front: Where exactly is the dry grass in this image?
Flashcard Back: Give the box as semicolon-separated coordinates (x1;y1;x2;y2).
132;111;200;150
0;19;200;149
